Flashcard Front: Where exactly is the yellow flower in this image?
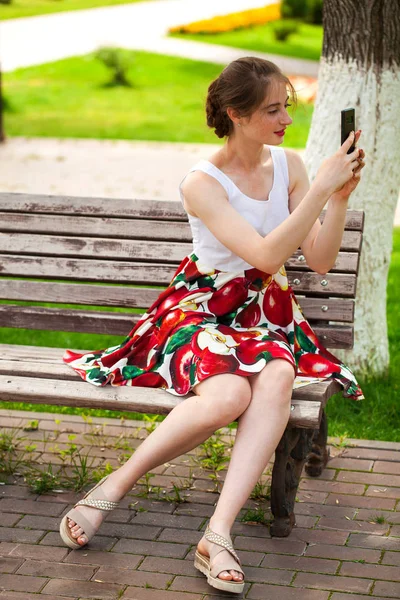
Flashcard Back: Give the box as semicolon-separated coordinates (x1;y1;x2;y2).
169;4;281;35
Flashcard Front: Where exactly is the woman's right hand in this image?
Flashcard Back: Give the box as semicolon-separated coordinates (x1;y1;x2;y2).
314;131;362;196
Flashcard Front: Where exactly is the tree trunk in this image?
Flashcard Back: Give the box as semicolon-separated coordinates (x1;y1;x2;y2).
303;0;400;376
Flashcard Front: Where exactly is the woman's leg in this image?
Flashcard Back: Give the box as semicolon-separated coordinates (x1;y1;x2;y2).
197;358;295;583
67;373;252;545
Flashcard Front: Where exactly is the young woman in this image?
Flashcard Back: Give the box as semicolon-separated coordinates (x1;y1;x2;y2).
60;57;365;594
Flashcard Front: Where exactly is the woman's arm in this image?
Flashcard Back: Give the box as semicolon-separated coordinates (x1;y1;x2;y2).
286;132;365;274
182;134;361;274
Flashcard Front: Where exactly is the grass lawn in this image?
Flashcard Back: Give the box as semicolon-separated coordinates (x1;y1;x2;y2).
1;228;399;443
169;19;323;62
0;0;149;21
3;51;313;147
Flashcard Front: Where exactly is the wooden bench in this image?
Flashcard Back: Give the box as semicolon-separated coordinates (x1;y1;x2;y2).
0;192;364;537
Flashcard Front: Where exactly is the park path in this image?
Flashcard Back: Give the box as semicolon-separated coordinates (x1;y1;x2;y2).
0;406;399;599
1;0;318;76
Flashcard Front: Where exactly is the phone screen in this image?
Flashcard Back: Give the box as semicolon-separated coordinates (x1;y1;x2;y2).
341;108;356;154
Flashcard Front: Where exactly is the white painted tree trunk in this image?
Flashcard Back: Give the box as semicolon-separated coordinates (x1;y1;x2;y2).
304;57;400;375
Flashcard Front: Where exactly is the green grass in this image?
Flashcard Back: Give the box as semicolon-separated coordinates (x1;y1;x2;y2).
169;19;323;62
1;228;399;441
325;227;400;442
3;51;312;148
0;0;149;21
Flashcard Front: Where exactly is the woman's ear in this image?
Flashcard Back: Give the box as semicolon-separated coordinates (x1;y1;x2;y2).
226;106;241;126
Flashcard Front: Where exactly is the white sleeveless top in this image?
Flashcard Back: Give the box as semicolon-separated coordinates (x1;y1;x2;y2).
179;145;290;272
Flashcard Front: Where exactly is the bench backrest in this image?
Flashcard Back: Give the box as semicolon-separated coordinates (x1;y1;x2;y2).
0;193;364;350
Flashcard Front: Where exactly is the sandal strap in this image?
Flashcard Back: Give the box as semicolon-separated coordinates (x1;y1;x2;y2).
205;524;242;567
76;498;119;511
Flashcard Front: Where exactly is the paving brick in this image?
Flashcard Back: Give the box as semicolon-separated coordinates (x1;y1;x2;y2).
169;574;250;594
343;448;400;461
347;533;400;550
15;515;60;531
373;461;400;474
0;593;75;600
325;493;396;510
295;502;357;519
173;503;214;518
240;564;293;585
0;485;36;500
292;572;372;594
0;542;68;562
260;554;339;574
156;527;204;545
89;521;162;540
331;594;390;600
68;549;143;568
340;561;400;581
373;581;400;598
297;491;329;504
123;588;204;599
382;551;400;566
40;531;117;551
389;524;400;536
0;498;65;517
113;538;189;558
0;573;46;593
234;535;307;556
365;486;400;499
129;497;175;514
0;556;24;573
337;471;400;487
139;555;199;577
247;584;330;600
289;527;349;546
304;543;381;563
93;565;171;588
16;558;95;580
316;516;389;535
41;578;122;598
0;527;44;544
0;513;22;527
131;512;203;530
355;508;400;524
327;458;374;471
299;479;366;495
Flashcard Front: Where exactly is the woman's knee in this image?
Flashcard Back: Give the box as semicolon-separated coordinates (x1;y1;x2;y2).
192;374;252;427
250;359;295;400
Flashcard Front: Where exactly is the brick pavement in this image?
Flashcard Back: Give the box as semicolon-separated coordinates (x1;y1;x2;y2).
0;408;399;599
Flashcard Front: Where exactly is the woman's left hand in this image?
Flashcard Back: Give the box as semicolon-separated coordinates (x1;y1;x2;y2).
333;130;365;200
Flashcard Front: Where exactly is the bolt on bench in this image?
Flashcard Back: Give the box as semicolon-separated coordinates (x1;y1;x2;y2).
0;192;364;537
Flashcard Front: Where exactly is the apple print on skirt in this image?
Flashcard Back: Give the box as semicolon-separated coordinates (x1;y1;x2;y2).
63;252;364;401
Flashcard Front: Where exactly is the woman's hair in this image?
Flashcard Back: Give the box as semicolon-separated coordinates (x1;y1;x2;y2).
206;57;297;139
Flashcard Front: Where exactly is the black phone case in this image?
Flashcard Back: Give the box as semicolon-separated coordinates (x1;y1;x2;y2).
341;108;356;154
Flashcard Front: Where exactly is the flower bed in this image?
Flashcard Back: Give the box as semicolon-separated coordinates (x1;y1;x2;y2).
169;3;281;34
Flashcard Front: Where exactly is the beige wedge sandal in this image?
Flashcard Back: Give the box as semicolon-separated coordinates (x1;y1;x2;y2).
194;522;245;594
59;474;119;549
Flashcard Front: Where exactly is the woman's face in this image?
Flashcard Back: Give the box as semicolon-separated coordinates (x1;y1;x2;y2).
241;79;293;144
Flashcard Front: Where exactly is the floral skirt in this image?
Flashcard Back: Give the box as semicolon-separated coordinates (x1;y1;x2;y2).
63;252;364;401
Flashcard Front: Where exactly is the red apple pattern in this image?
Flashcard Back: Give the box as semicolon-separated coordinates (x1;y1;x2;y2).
64;252;364;401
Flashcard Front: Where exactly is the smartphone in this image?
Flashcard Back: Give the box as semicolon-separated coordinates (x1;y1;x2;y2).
341;108;356;154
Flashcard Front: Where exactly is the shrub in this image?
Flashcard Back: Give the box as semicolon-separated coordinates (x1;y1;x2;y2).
272;20;299;41
94;46;134;87
281;0;307;19
306;0;323;25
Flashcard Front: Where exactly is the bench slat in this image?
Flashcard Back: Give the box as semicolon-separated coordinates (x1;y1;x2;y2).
0;256;357;296
0;281;355;323
0;344;342;402
0;373;323;428
0;306;354;348
0;193;365;230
